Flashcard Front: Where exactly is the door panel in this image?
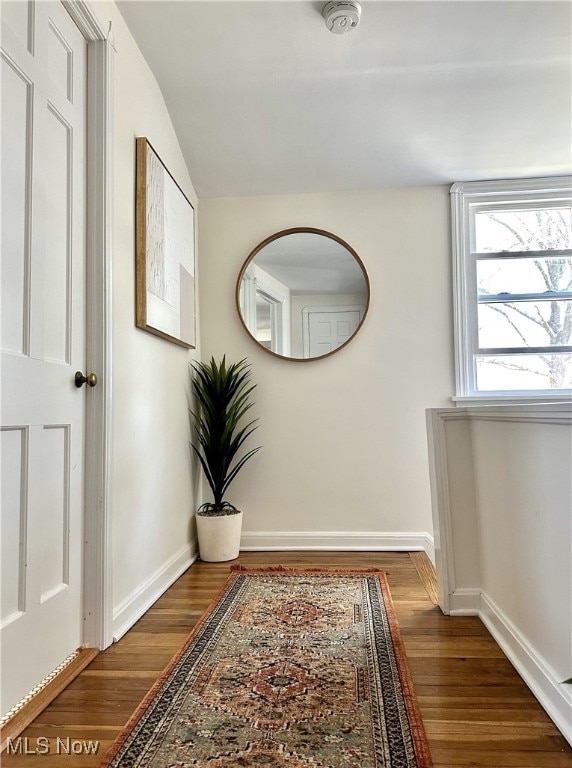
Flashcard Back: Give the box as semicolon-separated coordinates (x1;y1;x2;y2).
307;309;361;357
47;19;73;100
0;2;31;53
1;0;86;716
0;427;27;625
0;53;31;356
44;104;72;363
39;425;70;601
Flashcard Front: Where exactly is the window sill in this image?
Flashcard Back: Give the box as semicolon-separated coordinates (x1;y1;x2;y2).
452;393;572;407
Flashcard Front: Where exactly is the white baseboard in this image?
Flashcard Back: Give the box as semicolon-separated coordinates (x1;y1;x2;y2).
479;591;572;747
112;539;198;642
423;536;435;565
446;587;572;745
449;587;481;615
111;532;433;643
240;531;435;560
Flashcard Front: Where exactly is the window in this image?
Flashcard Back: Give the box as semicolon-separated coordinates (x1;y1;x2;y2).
451;177;572;400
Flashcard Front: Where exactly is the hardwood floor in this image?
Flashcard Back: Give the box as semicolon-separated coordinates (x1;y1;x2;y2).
3;552;571;766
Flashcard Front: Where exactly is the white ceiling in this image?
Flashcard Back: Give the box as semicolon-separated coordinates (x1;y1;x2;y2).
116;1;572;198
254;231;367;292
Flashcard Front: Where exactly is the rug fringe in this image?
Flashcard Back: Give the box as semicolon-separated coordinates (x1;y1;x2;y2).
230;565;386;575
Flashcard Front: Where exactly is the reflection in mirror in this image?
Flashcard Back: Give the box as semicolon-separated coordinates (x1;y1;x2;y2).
237;229;369;360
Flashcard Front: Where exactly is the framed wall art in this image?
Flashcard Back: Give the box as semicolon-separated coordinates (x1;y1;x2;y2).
135;137;196;348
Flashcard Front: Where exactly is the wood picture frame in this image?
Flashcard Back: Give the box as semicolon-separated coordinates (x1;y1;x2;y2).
135;137;196;348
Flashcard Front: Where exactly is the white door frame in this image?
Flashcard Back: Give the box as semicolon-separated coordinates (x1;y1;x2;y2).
255;285;285;356
62;0;114;650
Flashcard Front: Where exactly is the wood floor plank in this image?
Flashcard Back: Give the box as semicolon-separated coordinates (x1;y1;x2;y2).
410;551;439;604
2;551;570;766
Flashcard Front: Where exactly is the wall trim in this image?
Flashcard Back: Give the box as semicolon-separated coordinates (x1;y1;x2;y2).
479;591;572;747
61;0;116;652
453;393;572;407
240;531;434;561
63;0;109;40
448;588;481;616
450;176;572;198
437;403;572;426
423;534;435;564
112;541;198;642
82;31;115;652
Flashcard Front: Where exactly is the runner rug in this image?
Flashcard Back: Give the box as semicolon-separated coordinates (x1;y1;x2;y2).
101;566;432;768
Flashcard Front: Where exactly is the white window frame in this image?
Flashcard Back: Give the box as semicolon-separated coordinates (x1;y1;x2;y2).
451;176;572;404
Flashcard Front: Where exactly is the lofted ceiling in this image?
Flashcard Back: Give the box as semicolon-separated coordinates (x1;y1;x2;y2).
116;1;572;198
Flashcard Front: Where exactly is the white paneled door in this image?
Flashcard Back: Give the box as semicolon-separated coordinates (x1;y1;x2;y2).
306;309;362;358
1;1;87;715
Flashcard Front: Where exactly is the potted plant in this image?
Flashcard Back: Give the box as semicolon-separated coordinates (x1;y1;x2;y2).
190;356;261;562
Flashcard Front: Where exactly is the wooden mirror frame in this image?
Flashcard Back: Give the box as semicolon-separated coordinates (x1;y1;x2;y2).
236;227;370;362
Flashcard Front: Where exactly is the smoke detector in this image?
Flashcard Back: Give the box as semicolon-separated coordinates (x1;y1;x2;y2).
322;1;361;34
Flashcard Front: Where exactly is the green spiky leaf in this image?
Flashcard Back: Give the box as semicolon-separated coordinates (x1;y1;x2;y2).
190;357;261;514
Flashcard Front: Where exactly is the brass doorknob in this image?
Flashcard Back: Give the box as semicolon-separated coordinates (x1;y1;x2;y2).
75;371;98;388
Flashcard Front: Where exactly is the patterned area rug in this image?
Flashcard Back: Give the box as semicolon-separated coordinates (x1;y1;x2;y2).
101;567;432;767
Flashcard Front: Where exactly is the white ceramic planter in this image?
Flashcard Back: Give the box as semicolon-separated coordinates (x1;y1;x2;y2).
196;510;243;562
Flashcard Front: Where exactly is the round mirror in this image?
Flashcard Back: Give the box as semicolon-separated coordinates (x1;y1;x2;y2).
236;228;370;361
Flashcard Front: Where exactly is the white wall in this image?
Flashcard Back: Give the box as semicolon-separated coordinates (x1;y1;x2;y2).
95;2;200;636
428;405;572;743
199;188;454;544
472;418;572;679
